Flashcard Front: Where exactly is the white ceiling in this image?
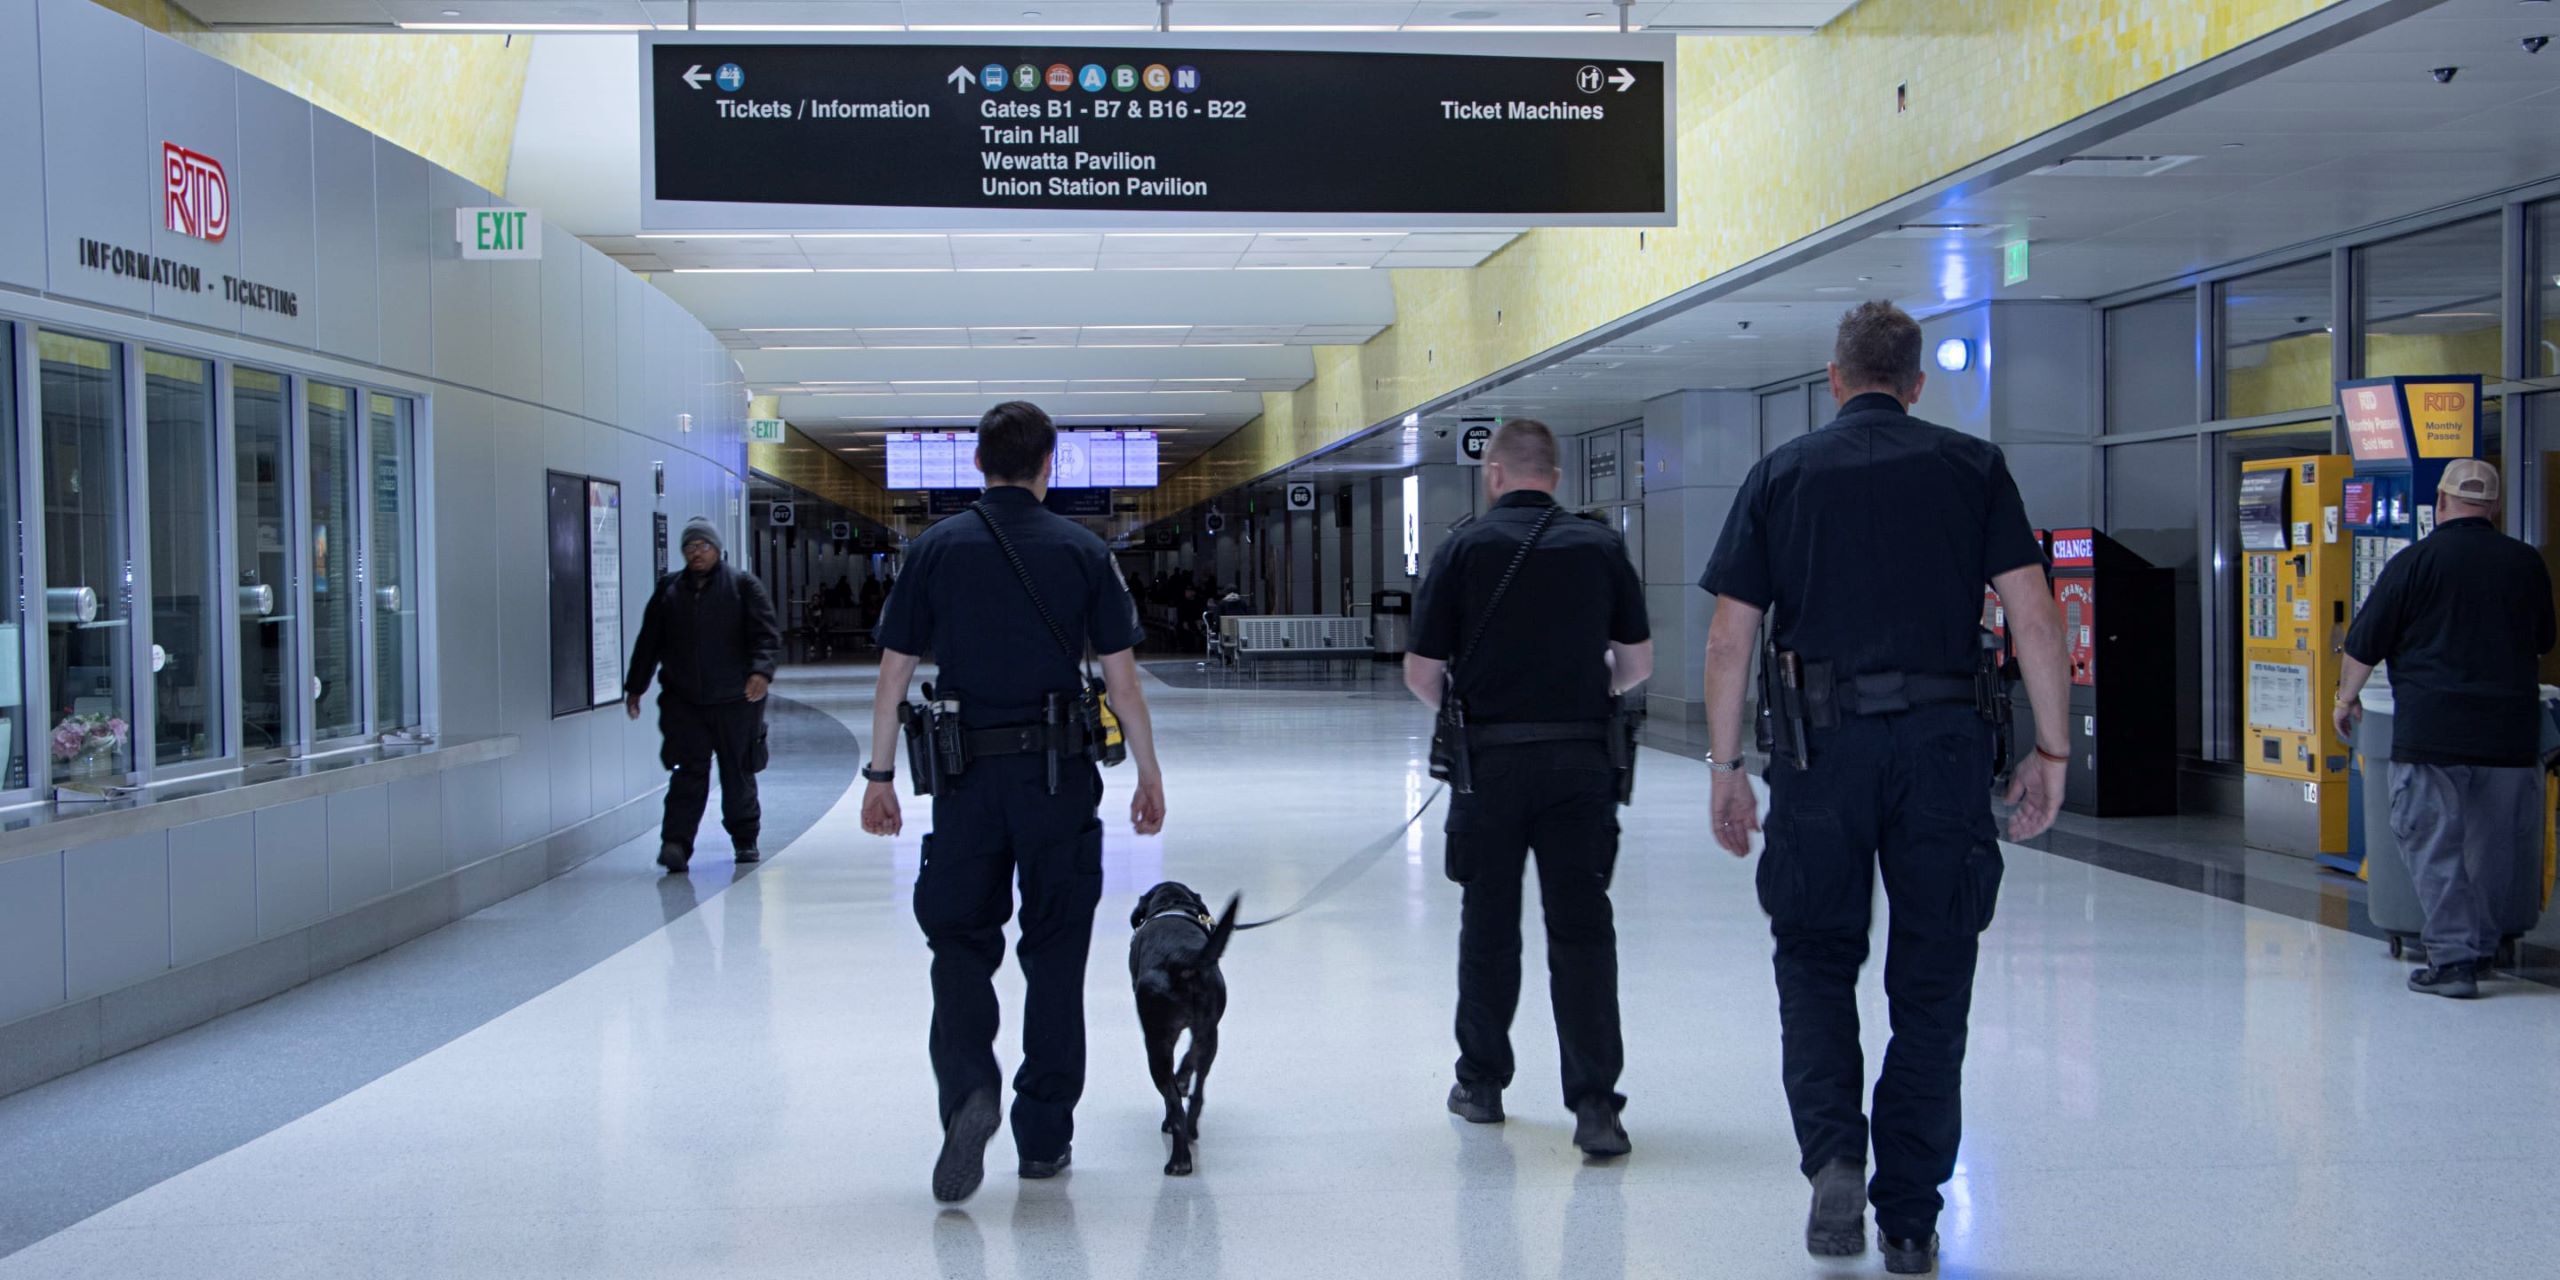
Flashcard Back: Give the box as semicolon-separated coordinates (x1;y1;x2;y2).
1290;0;2560;477
177;1;1858;35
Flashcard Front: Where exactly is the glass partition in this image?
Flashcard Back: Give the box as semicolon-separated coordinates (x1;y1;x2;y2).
2535;199;2560;379
38;331;133;784
2359;215;2502;382
235;368;297;755
308;382;362;740
2105;290;2198;434
145;351;223;766
0;327;24;790
368;394;420;731
2219;259;2333;420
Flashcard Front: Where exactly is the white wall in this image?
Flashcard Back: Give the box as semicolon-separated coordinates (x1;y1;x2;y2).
0;0;747;1028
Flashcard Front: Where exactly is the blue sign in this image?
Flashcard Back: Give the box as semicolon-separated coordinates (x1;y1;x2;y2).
1078;63;1107;92
715;63;744;91
1174;65;1201;93
981;64;1008;91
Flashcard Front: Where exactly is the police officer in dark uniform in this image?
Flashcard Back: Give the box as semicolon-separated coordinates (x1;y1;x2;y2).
859;401;1167;1205
1404;419;1654;1159
1698;302;2069;1274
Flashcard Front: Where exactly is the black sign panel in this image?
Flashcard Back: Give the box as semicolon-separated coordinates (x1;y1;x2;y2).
643;37;1671;226
1046;488;1113;517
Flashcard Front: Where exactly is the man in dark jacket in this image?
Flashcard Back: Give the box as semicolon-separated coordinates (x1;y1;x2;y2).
626;518;784;873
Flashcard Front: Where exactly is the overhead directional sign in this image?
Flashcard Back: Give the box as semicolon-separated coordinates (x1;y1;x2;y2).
641;35;1674;229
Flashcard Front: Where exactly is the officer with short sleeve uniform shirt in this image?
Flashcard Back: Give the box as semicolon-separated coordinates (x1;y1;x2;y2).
861;402;1167;1205
1404;419;1654;1160
1698;303;2071;1275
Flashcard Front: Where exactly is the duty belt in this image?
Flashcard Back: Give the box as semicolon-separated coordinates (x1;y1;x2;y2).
1810;671;1976;721
965;722;1095;759
1466;720;1611;748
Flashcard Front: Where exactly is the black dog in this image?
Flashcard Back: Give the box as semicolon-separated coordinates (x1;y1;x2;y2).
1129;882;1238;1176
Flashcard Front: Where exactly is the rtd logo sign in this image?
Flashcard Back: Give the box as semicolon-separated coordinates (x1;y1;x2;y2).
163;143;228;242
2419;389;2467;413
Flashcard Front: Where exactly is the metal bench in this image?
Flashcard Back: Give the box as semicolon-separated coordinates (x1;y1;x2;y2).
1214;615;1374;665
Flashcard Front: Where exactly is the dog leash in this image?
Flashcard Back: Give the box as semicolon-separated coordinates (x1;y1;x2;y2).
1232;783;1448;932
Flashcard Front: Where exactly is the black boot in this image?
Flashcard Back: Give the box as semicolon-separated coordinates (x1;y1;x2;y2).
1881;1231;1939;1275
656;841;691;874
1446;1082;1504;1124
1571;1098;1629;1158
1805;1159;1867;1258
933;1089;1000;1203
1019;1146;1073;1180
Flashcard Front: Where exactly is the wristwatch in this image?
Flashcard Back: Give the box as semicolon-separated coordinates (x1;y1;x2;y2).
862;765;895;784
1704;752;1746;774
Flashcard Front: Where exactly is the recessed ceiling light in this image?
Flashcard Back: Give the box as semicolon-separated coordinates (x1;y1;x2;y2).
440;8;459;14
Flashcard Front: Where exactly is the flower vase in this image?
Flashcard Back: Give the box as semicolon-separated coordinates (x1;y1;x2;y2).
67;743;117;783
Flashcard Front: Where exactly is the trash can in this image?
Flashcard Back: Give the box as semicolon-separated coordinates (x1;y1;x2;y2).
1371;589;1413;661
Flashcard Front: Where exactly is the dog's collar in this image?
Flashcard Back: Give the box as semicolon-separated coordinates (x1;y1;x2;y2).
1144;908;1214;932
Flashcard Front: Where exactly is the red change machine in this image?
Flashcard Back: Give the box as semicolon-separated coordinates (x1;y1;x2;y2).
2045;528;2178;816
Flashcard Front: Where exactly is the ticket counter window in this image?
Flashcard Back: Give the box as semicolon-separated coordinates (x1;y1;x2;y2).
235;367;298;755
38;331;133;783
369;394;420;731
0;327;26;790
309;383;362;741
145;351;224;766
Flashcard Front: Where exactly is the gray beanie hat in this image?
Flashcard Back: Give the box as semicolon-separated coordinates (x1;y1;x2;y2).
680;517;723;555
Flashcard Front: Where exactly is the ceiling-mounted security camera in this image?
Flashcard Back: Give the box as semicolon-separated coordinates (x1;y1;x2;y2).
2430;66;2459;83
2525;36;2550;54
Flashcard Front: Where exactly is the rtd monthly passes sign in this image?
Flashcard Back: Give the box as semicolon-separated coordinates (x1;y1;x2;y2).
640;37;1673;228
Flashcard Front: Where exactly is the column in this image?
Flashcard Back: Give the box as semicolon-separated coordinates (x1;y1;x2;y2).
1636;389;1759;735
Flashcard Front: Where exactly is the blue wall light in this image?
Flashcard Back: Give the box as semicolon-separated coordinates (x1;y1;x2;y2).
1934;337;1974;373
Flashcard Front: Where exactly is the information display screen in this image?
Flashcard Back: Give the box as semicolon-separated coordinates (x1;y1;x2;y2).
885;430;1158;489
2236;470;2291;552
642;36;1673;228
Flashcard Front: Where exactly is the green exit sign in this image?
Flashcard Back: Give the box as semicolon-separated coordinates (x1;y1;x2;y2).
748;418;786;444
456;206;542;260
2002;238;2030;287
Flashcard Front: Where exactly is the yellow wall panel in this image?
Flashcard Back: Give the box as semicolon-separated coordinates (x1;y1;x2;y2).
745;397;895;524
88;1;532;193
1146;0;2343;523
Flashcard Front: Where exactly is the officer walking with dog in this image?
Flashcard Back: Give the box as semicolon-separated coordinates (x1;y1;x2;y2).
1403;418;1654;1160
858;400;1168;1205
1698;301;2071;1275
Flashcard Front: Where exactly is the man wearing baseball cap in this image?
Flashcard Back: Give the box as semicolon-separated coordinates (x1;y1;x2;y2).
2335;459;2554;998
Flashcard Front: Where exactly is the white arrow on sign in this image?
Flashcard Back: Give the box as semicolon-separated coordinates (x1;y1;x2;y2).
683;64;711;91
1610;67;1637;93
947;66;973;93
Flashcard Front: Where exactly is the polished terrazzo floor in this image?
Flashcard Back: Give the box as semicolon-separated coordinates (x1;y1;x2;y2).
3;661;2556;1278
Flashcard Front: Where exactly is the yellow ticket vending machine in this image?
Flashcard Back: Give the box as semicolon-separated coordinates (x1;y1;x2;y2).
2240;455;2354;857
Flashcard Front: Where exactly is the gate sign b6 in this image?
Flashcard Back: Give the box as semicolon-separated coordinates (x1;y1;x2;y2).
1285;482;1317;512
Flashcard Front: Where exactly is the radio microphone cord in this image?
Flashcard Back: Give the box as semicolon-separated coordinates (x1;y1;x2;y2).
1231;782;1448;932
